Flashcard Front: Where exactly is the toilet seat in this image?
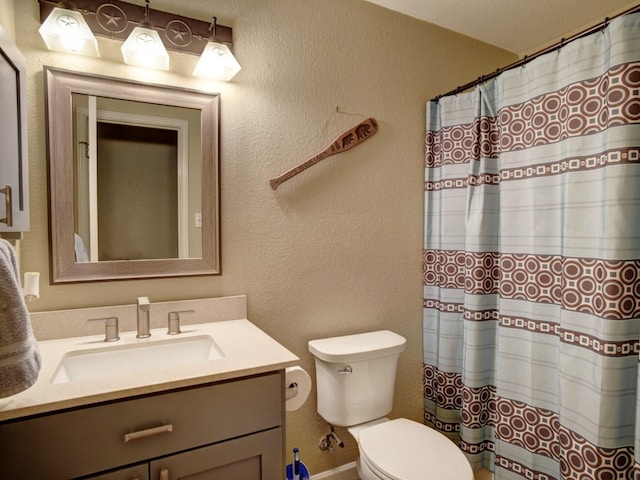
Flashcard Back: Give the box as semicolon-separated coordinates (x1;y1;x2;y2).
357;418;473;480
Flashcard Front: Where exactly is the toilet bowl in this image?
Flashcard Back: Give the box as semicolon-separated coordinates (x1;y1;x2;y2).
308;330;473;480
348;418;473;480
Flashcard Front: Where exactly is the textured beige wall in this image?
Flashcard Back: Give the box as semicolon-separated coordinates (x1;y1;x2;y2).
11;0;517;474
0;0;14;40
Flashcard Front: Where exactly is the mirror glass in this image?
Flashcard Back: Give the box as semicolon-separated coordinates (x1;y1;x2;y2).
71;94;202;262
45;68;220;282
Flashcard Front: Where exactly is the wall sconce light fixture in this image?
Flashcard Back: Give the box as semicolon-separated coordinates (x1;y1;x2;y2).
38;0;240;80
120;0;169;70
193;17;241;81
38;1;99;56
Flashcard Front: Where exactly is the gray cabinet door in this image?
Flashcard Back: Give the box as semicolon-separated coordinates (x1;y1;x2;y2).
88;464;149;480
0;24;29;233
150;427;283;480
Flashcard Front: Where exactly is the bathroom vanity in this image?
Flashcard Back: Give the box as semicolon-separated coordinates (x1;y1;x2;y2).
1;372;283;479
0;298;299;480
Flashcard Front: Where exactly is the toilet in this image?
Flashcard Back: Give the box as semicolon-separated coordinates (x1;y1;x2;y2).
308;330;473;480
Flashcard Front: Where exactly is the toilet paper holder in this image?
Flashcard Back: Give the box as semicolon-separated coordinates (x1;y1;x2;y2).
284;366;311;411
286;382;299;401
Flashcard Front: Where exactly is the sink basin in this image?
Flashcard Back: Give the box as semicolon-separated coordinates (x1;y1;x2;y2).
51;335;224;384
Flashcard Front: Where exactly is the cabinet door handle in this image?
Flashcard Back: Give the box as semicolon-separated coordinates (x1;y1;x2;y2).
0;184;13;227
124;424;173;443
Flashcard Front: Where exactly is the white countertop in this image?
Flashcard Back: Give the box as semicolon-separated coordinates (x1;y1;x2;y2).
0;319;299;422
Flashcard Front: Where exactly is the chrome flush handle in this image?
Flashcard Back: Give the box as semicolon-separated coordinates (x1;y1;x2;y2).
338;366;353;375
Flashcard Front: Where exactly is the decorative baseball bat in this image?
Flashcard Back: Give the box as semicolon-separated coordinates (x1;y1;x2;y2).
269;117;378;190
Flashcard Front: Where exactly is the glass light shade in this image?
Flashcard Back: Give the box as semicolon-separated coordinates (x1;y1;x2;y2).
193;41;241;81
121;26;169;70
38;6;99;56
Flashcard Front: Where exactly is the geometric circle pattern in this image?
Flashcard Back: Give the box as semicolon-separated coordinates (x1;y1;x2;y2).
424;30;640;480
558;427;634;480
494;397;560;461
425;62;640;168
424;249;640;320
423;365;638;479
423;364;463;410
460;384;497;429
425;116;499;167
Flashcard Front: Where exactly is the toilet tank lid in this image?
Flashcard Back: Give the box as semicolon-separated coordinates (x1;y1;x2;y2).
308;330;406;363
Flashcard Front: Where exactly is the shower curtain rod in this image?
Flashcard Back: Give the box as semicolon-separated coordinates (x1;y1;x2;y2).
431;3;640;102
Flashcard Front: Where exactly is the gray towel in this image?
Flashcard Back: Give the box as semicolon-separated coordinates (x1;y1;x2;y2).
0;238;41;398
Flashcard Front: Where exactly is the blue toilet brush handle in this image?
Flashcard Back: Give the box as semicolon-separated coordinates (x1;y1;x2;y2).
293;448;300;480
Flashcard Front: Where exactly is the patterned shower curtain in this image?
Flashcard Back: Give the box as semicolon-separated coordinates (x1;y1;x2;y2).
423;12;640;480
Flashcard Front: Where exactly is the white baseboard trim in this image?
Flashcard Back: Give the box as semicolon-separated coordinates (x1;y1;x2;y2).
311;461;359;480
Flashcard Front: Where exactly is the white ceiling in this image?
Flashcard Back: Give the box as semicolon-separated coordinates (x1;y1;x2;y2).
363;0;639;55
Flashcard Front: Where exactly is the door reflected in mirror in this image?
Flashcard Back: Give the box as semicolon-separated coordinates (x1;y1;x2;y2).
71;94;203;262
45;68;220;283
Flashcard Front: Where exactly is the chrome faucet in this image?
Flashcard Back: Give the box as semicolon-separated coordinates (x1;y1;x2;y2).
136;296;151;338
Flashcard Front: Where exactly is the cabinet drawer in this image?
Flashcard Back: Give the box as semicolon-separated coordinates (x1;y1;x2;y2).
0;372;283;479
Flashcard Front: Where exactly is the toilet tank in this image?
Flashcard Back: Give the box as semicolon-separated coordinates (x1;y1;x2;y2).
308;330;406;427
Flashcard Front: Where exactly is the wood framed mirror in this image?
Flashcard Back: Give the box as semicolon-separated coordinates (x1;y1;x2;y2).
45;67;220;283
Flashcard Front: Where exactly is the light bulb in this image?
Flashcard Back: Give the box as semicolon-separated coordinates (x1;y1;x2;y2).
39;6;99;57
193;41;241;81
121;26;169;70
57;14;84;51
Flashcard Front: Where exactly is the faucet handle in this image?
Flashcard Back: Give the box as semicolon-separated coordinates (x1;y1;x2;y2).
88;316;120;342
167;310;195;335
